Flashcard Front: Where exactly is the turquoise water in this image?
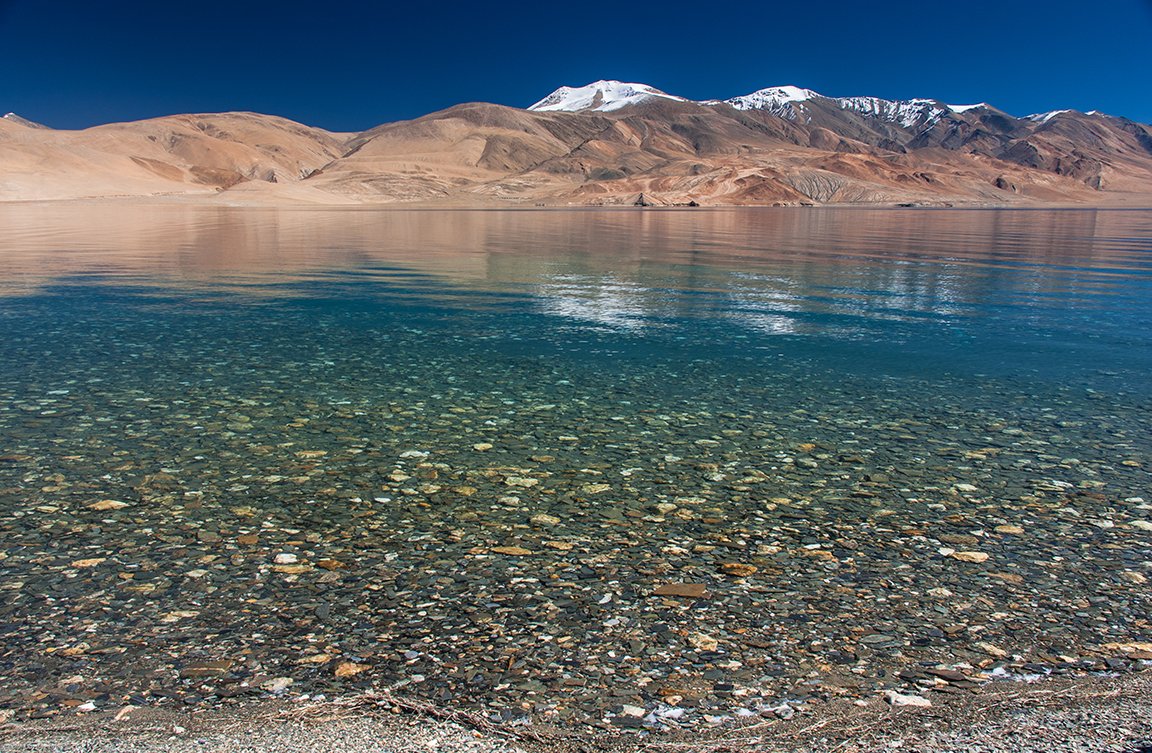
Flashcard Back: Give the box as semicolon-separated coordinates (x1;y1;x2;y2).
0;205;1150;722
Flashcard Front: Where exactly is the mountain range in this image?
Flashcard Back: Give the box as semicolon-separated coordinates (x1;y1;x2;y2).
3;80;1151;206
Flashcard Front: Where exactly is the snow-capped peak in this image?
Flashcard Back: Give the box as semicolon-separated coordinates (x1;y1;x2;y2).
527;80;1040;129
720;86;822;117
724;85;822;111
529;81;686;112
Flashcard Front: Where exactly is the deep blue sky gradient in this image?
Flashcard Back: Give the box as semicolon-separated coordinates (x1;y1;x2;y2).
2;0;1150;131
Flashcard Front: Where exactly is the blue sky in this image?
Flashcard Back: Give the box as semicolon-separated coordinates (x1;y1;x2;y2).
2;0;1150;130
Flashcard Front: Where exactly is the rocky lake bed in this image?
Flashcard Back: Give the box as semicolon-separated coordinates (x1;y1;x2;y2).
0;206;1149;744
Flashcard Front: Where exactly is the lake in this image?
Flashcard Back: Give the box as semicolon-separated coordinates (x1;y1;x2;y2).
0;204;1149;725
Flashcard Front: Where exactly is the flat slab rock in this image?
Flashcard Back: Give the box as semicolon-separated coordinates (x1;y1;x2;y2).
651;583;710;598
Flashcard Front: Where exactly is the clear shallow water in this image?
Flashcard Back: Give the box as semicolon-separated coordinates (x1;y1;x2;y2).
0;205;1150;723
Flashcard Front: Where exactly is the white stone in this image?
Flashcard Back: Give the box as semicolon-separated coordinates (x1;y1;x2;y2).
884;690;932;707
262;677;294;693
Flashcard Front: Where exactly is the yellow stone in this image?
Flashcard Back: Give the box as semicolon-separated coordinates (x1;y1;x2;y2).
581;483;611;494
334;661;370;678
1104;641;1152;653
491;546;533;556
87;500;129;511
652;583;709;598
297;654;333;665
273;564;313;574
688;633;719;651
976;641;1008;658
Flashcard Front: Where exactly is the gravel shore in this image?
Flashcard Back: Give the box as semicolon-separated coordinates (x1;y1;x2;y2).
3;672;1148;753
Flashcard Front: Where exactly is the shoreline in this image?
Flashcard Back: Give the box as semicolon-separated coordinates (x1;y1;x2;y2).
2;671;1149;753
2;193;1152;210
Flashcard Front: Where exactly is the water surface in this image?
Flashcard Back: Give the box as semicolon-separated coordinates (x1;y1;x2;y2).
0;205;1149;724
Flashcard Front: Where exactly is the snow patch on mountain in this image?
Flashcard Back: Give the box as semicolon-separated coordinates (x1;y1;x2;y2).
2;112;48;128
1028;110;1073;123
529;81;686;112
836;97;948;128
723;88;954;130
1034;109;1110;121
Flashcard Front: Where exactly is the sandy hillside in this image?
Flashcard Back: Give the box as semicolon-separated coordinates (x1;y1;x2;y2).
2;97;1150;206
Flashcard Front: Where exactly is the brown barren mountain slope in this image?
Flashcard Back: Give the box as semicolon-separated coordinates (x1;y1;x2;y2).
0;112;349;201
1;95;1150;205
